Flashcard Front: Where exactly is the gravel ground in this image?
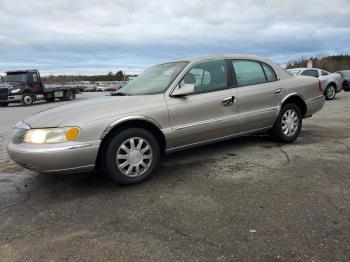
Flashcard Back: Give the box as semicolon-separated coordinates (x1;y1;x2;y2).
0;92;349;262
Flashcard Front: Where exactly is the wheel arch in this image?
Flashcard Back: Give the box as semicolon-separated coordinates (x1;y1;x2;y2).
343;80;349;89
280;94;307;117
326;81;337;88
95;117;166;168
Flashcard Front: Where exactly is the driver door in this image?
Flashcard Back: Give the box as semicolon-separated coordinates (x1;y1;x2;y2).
165;59;238;150
30;73;41;93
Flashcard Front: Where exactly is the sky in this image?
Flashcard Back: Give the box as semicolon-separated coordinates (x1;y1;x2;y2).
0;0;350;75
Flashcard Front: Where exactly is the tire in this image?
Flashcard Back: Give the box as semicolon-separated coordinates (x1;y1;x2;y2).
324;84;336;100
101;128;160;185
0;102;9;107
343;81;350;92
270;103;302;143
63;91;73;101
21;93;34;106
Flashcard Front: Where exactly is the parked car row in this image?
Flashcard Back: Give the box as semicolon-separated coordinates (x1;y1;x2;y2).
80;82;128;92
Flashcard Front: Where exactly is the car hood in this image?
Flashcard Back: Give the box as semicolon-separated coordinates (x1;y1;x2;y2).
0;82;26;90
23;94;166;128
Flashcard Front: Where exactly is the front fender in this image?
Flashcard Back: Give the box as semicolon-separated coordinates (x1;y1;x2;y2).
100;115;162;139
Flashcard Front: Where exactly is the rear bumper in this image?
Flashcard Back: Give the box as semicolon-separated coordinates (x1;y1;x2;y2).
305;95;325;117
7;140;100;174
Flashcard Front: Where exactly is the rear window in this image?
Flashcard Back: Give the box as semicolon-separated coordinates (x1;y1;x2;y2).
301;69;319;77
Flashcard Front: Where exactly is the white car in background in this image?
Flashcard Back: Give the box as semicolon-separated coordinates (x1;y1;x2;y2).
287;68;342;100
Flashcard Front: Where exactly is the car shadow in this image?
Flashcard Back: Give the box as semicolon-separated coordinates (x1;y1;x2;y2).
9;127;327;206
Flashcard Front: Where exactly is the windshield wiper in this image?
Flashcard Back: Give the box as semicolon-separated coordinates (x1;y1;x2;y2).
110;91;131;96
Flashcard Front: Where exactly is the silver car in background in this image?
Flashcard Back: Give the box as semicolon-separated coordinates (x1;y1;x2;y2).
8;55;325;185
287;68;343;100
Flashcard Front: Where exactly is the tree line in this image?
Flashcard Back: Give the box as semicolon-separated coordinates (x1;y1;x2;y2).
286;55;350;72
41;71;138;84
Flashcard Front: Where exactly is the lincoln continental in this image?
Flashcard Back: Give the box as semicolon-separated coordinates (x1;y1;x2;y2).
8;55;325;185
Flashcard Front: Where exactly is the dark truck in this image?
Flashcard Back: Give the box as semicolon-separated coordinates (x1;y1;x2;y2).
0;70;80;107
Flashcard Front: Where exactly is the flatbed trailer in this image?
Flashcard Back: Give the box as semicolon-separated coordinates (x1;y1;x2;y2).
0;70;80;106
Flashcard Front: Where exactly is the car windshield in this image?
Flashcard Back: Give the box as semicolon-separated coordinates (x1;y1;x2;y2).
120;62;188;95
287;69;301;76
5;73;28;82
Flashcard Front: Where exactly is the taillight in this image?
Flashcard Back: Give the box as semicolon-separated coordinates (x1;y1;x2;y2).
318;80;323;92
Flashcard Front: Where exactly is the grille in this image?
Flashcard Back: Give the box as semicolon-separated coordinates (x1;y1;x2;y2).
0;88;9;94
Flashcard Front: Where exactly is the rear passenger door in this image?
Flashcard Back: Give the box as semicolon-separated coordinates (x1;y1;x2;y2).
231;60;281;133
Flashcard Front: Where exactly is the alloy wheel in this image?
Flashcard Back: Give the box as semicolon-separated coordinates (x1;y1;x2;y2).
326;86;336;99
281;109;299;136
116;137;153;177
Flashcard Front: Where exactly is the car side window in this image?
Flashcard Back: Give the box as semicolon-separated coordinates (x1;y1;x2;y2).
301;69;319;77
232;60;267;87
321;70;329;76
261;63;278;82
180;60;228;94
33;74;38;83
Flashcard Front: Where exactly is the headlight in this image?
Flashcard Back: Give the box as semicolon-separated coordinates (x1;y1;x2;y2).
10;88;21;94
23;127;81;144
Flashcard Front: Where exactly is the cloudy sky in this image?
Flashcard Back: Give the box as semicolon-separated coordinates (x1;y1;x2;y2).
1;0;349;75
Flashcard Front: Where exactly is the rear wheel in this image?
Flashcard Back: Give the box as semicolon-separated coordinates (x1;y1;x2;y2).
324;84;336;100
343;81;350;91
101;128;160;185
270;103;302;143
0;102;9;107
21;93;34;106
63;91;74;101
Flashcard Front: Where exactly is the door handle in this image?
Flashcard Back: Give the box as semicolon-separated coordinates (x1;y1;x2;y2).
222;96;234;106
274;88;282;95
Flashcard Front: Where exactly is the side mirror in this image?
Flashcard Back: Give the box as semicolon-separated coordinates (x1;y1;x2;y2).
172;83;195;97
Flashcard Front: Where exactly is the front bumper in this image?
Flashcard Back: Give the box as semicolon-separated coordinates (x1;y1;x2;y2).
7;140;100;173
0;95;22;103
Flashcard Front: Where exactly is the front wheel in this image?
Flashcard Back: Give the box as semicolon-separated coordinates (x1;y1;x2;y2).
101;128;160;185
0;102;9;107
21;94;34;106
270;104;302;143
324;84;336;100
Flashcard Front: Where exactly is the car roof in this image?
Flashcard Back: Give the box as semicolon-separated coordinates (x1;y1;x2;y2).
287;68;327;71
5;69;38;74
287;68;304;71
169;54;270;63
